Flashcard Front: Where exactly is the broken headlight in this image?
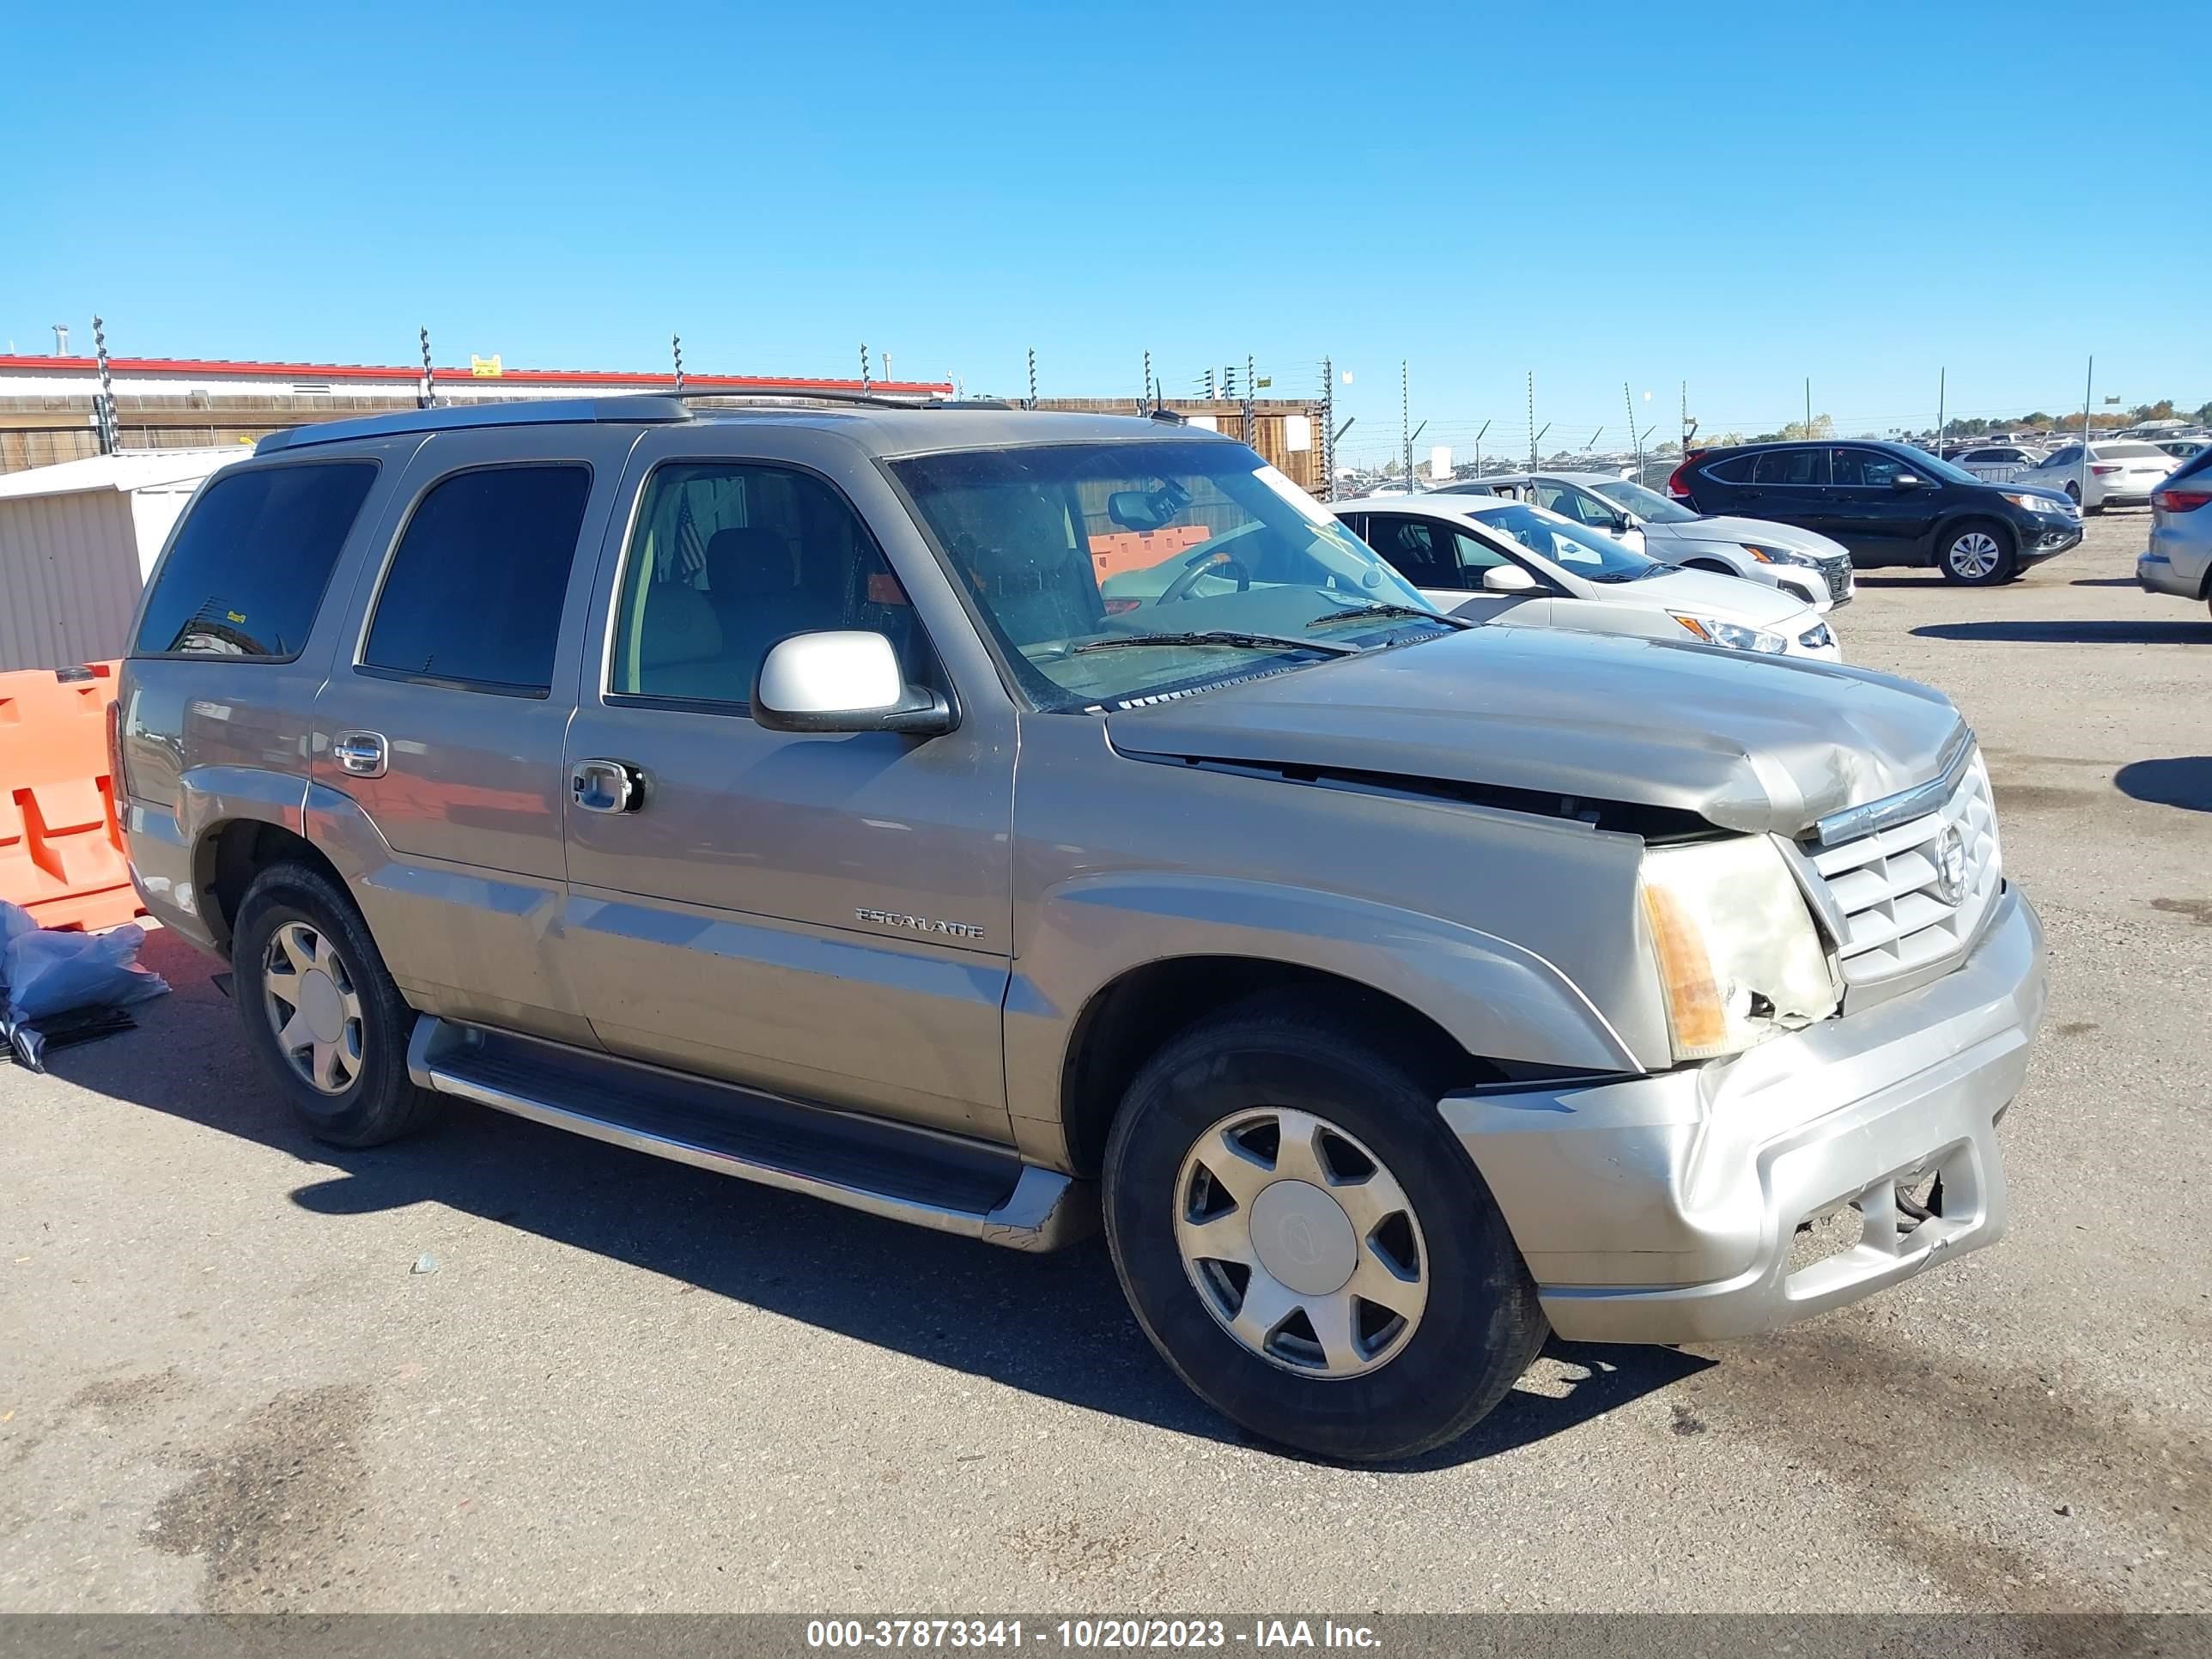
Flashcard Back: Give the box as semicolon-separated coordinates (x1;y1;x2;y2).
1642;836;1838;1062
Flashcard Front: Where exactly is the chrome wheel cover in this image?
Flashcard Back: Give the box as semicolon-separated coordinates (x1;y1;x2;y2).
1173;1109;1428;1379
261;921;365;1096
1948;532;2001;579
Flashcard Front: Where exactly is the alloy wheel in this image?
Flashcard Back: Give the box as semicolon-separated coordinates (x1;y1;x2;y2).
1947;532;2002;580
261;921;366;1096
1173;1108;1428;1379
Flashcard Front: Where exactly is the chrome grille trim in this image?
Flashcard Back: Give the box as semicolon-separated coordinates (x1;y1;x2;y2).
1806;751;2002;987
1814;732;1977;847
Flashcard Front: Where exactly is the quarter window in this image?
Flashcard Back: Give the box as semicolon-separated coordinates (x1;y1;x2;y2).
1752;448;1827;487
1703;455;1754;483
133;462;378;659
610;462;927;708
362;465;592;694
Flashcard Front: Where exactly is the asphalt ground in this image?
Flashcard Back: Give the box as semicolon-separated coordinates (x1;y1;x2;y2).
2;507;2207;1614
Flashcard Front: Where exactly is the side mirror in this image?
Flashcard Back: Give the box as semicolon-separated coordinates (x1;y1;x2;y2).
751;631;954;737
1609;514;1635;533
1891;472;1923;490
1481;564;1540;594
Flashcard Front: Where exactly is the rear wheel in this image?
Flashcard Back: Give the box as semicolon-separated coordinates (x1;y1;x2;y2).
1937;520;2016;586
233;863;434;1148
1102;998;1547;1462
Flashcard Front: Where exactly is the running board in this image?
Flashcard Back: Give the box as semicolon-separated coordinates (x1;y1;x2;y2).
406;1017;1095;1252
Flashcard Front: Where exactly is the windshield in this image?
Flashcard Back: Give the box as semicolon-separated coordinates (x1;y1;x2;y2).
1464;502;1662;581
890;441;1443;713
1591;477;1701;524
1892;446;1987;487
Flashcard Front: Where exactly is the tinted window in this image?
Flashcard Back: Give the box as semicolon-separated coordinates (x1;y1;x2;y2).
2096;442;2168;460
1534;483;1619;527
362;465;592;694
1752;448;1826;486
134;463;377;659
1449;528;1516;574
2045;446;2081;467
1831;448;1910;487
611;462;928;707
1703;455;1754;483
1362;514;1462;586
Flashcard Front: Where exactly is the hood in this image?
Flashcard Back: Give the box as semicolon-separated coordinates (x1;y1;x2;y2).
1103;624;1965;837
1644;514;1850;560
1617;564;1817;630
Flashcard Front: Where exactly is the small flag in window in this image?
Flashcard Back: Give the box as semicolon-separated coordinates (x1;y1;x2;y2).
675;495;708;577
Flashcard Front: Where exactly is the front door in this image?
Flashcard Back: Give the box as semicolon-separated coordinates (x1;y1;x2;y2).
556;436;1016;1141
1361;511;1552;624
1821;447;1942;566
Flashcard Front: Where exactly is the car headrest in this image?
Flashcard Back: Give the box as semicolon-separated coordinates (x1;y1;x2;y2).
705;526;799;598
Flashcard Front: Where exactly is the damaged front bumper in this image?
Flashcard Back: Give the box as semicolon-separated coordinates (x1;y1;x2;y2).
1441;884;2045;1344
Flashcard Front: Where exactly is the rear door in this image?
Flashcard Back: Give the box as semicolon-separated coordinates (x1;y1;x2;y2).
312;425;636;1046
553;426;1016;1141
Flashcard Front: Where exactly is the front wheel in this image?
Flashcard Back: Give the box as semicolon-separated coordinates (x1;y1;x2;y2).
1937;520;2017;586
1103;998;1547;1462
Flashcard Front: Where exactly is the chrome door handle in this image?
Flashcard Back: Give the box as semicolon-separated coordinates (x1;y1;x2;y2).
571;758;644;813
333;731;387;777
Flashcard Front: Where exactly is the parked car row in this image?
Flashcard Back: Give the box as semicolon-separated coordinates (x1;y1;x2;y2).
115;395;2048;1462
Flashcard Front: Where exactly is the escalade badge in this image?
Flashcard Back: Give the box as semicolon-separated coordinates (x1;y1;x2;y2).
855;906;985;941
1933;825;1968;907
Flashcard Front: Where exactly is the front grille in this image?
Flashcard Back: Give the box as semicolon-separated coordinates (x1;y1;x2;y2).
1808;752;2002;985
1822;558;1854;603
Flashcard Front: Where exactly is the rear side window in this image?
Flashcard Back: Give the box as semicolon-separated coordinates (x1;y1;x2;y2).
362;465;592;695
1702;455;1753;483
1753;448;1826;486
134;462;378;659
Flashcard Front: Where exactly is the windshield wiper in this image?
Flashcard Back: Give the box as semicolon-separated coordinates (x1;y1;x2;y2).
1305;601;1467;630
1071;630;1359;658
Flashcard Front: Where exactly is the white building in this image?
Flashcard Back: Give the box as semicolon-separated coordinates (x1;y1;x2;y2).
0;450;239;672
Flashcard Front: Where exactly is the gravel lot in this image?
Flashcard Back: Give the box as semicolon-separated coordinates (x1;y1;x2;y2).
3;509;2207;1615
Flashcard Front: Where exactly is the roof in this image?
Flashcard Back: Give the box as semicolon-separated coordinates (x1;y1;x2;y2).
254;396;1231;459
0;354;951;395
0;448;240;503
1467;470;1633;486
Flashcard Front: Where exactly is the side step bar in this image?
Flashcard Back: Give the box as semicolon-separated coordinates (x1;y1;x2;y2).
406;1017;1096;1252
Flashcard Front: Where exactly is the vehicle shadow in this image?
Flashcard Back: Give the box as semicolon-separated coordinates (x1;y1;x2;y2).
2115;757;2212;812
2070;577;2144;588
50;932;1705;1471
1913;619;2212;644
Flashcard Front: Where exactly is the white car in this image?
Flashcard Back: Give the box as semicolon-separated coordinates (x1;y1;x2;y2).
1328;495;1841;662
2019;441;2176;512
1436;471;1854;612
1944;443;2049;484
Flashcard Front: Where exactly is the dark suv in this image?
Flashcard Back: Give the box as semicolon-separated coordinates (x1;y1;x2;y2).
1668;441;2081;586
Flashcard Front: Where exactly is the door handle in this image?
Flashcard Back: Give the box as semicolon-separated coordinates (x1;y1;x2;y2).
571;758;645;814
332;731;387;778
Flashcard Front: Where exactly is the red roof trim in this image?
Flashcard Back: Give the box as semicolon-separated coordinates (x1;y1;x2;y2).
0;355;952;394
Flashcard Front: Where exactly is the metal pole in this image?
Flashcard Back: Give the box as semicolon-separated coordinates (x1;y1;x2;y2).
1474;418;1489;479
2081;355;2094;501
1027;347;1037;410
92;315;116;454
882;351;891;383
1527;372;1537;472
1401;360;1411;487
1936;367;1945;456
418;326;434;409
1625;381;1638;476
1144;350;1154;411
672;334;685;392
1243;353;1255;448
860;343;872;394
1680;380;1690;453
1319;356;1334;501
1804;377;1813;439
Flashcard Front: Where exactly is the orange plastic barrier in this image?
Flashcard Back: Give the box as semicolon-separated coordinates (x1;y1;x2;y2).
0;662;146;933
1088;526;1214;583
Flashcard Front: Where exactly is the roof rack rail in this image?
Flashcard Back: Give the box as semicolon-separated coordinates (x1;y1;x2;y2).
255;396;690;453
662;386;933;411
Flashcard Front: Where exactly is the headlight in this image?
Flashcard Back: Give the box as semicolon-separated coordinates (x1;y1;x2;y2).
1797;621;1834;651
1670;613;1788;653
1642;837;1838;1062
1741;544;1816;566
2000;491;2065;514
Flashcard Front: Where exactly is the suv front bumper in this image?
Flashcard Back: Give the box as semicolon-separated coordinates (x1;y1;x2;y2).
1441;884;2045;1345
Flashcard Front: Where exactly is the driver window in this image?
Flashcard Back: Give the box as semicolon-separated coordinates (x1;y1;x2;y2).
1450;529;1515;577
1362;514;1461;587
611;461;931;708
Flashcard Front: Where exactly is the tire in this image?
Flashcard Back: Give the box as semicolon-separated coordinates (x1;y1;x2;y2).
232;862;435;1148
1936;520;2017;586
2064;480;2081;505
1102;996;1547;1462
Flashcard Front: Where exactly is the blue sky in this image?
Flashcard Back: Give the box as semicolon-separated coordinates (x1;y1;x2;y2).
8;0;2204;464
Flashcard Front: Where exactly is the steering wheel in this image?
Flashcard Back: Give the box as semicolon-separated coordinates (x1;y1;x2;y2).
1155;550;1252;605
